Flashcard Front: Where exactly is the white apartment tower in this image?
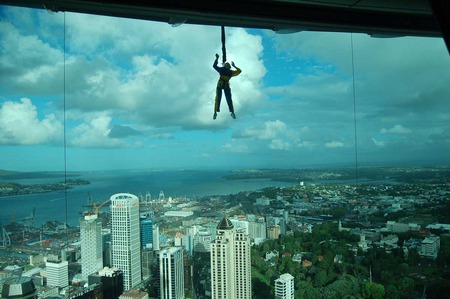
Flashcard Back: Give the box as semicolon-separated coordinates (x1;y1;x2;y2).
275;273;295;299
80;213;103;279
46;260;68;288
159;247;185;299
210;216;252;299
420;234;441;259
111;193;142;291
248;220;267;241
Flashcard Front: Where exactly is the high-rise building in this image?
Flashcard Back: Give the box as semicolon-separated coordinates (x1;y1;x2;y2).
102;228;112;267
279;218;287;235
141;217;153;249
153;224;160;251
142;249;154;280
88;267;124;299
182;234;194;257
274;273;294;299
210;216;251;299
158;247;185;299
174;232;184;247
248;219;267;243
268;225;280;240
46;259;68;288
194;229;212;253
80;213;103;279
420;234;440;259
110;193;142;291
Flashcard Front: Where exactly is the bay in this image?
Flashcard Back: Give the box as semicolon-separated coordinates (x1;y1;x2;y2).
0;169;292;227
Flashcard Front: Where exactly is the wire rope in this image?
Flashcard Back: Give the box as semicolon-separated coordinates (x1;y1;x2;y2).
221;26;227;63
350;33;359;187
63;12;69;244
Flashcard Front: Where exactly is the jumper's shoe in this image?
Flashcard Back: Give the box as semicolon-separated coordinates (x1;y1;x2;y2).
213;112;217;120
230;112;236;119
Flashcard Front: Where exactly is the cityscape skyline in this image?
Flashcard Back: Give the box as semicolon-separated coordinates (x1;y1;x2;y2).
1;173;449;298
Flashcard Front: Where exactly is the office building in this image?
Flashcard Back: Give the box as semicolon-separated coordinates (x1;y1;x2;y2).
80;213;103;279
158;247;185;299
153;224;160;251
182;234;194;257
142;249;154;279
111;193;142;291
141;217;154;249
89;267;124;299
210;216;251;299
194;229;212;253
174;232;184;247
274;273;294;299
102;228;112;267
46;260;68;288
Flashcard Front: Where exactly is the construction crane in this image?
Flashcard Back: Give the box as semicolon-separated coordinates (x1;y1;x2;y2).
82;199;110;215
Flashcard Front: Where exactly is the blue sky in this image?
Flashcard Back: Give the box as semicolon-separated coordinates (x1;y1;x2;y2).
1;5;449;172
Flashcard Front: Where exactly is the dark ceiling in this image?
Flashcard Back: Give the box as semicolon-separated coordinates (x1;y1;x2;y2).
1;0;449;51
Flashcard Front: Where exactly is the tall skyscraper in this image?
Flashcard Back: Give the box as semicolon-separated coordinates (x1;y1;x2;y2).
158;247;185;299
111;193;142;291
275;273;294;299
153;224;160;251
141;217;153;249
46;259;68;288
210;216;251;299
80;213;103;279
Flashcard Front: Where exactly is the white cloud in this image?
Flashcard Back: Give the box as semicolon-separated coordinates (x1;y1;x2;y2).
62;18;266;129
220;143;249;153
371;138;386;147
271;31;450;115
380;125;412;134
69;113;127;148
325;141;344;148
270;139;291;151
0;21;64;93
295;139;315;149
2;11;267;131
0;98;62;145
234;120;289;140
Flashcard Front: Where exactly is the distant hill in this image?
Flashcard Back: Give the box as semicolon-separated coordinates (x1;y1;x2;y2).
0;169;78;180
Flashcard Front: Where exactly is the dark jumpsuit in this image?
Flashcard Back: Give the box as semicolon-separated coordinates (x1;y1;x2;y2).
213;58;241;113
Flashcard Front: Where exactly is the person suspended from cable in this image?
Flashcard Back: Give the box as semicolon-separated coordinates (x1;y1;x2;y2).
213;53;241;120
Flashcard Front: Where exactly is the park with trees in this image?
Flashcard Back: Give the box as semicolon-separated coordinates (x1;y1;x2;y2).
251;222;450;298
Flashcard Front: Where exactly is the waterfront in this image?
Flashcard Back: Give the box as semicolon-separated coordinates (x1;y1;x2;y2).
0;169;294;227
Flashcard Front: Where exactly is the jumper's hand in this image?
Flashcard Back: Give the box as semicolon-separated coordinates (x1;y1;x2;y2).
231;61;236;67
215;53;219;59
